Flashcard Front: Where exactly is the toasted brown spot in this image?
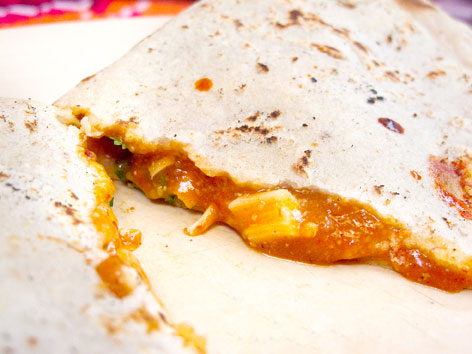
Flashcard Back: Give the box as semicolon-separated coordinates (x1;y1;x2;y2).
209;30;221;38
54;201;82;225
147;48;154;53
311;43;344;59
246;112;260;122
70;191;79;200
292;150;312;178
290;9;303;23
378;118;404;134
384;71;400;82
236;84;246;92
337;0;356;8
292;56;298;62
234;19;243;28
81;74;96;83
266;136;278;144
257;63;269;73
216;124;281;139
24;119;38;133
426;70;446;79
5;182;20;192
27;337;37;347
275;9;305;29
0;114;5;122
254;126;270;135
0;171;9;181
270;110;281;119
235;124;249;133
374;185;385;195
354;41;368;53
181;25;189;29
395;0;435;10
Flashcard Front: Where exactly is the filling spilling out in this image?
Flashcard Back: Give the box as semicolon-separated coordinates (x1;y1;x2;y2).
88;136;472;292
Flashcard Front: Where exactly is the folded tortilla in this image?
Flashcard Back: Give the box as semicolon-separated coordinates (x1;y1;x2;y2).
0;98;200;353
56;0;472;291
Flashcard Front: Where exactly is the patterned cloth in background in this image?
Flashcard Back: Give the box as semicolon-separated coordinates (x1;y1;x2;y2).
0;0;471;28
0;0;194;28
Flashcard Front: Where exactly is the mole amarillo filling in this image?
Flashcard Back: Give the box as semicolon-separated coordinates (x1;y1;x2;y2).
88;136;472;292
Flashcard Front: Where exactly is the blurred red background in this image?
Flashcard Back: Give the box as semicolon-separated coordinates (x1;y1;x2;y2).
0;0;470;28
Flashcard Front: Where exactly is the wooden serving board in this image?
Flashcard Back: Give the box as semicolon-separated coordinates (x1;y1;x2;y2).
114;183;472;354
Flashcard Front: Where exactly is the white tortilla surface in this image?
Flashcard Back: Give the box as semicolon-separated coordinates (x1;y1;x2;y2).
0;98;193;354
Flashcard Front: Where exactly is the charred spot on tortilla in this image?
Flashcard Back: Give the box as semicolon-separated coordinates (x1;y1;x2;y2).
269;110;281;119
292;150;312;178
337;0;356;8
233;19;243;28
24;118;38;133
384;70;401;82
426;70;447;79
256;62;269;73
378;118;404;134
311;43;344;59
289;9;303;23
246;112;260;122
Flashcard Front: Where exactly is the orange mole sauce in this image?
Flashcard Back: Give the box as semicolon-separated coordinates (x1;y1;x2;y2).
89;136;472;292
429;156;472;220
194;78;213;91
410;170;422;180
84;139;146;298
95;255;134;298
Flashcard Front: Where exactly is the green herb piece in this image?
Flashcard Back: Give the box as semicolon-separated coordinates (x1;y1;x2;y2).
115;168;127;182
160;174;166;186
165;195;176;204
109;136;127;150
109;197;114;207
